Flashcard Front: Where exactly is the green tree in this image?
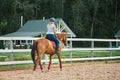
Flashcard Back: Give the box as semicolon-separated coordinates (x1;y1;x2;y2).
0;0;120;47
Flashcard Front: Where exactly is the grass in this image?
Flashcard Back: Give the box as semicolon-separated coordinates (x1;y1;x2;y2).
61;51;120;58
0;52;31;61
0;51;120;61
0;51;120;70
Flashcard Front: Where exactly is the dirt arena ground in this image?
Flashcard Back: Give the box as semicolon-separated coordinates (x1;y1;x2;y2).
0;61;120;80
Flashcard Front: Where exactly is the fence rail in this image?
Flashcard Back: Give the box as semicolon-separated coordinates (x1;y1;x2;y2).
0;37;120;66
0;47;120;53
0;37;120;41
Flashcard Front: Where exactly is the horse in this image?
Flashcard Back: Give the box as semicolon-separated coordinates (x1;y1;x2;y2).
31;33;67;71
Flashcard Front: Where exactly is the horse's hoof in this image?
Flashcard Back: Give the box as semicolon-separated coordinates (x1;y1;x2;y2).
32;71;35;74
33;69;36;72
41;70;44;72
60;68;62;71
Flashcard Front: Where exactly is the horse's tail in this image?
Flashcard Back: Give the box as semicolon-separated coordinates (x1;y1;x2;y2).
31;41;38;64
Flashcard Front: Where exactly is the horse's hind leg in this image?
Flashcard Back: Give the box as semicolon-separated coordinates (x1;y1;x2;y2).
38;52;44;71
33;65;36;71
33;53;37;71
34;52;43;71
34;56;40;71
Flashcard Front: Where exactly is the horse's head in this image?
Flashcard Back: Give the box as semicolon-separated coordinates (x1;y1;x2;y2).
56;33;67;45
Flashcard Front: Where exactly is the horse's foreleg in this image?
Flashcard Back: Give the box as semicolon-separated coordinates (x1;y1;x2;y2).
57;53;62;70
39;59;43;71
48;54;53;70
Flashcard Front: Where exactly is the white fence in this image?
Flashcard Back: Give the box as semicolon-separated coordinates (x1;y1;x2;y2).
0;37;120;66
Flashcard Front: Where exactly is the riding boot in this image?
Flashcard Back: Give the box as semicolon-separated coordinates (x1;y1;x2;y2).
56;46;59;54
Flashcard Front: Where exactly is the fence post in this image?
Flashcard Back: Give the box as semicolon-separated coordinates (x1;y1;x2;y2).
91;41;94;57
116;37;118;47
70;34;73;64
109;41;112;56
9;40;14;67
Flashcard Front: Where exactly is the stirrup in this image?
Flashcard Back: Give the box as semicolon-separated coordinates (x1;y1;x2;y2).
56;50;60;54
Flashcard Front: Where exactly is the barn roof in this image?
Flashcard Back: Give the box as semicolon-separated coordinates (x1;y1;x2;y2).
114;30;120;38
2;18;76;37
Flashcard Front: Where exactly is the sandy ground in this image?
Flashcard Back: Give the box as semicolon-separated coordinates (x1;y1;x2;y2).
0;62;120;80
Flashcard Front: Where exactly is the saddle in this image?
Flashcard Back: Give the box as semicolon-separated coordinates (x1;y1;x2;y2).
50;40;56;49
45;38;56;49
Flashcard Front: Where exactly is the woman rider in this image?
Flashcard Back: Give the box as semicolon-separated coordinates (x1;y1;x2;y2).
45;18;59;54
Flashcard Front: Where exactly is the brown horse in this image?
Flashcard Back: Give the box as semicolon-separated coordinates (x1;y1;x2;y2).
31;33;67;71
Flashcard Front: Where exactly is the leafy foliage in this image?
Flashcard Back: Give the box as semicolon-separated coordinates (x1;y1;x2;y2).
0;0;120;46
